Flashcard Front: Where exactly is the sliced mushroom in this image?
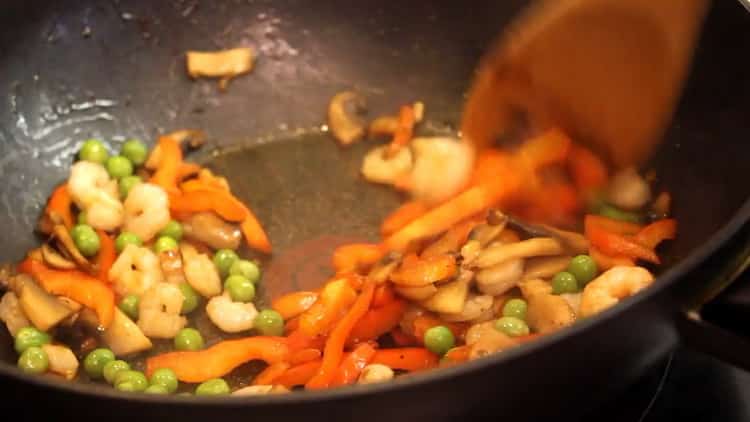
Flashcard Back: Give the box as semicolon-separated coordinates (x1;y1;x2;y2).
41;243;76;270
232;385;289;396
99;308;153;357
523;256;573;280
476;259;524;296
328;91;367;145
186;47;255;90
526;293;576;334
465;321;518;360
182;212;242;251
506;217;588;254
42;344;79;380
15;274;75;331
441;294;494;322
52;224;93;272
607;167;651;210
459;240;482;267
419;270;473;314
0;292;31;336
474;238;563;269
468;221;508;247
394;284;438;301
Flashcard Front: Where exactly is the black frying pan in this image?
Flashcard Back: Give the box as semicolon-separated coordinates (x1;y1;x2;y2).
2;0;750;421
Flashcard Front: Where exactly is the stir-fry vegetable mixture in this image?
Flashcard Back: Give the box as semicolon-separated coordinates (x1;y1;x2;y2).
0;99;676;396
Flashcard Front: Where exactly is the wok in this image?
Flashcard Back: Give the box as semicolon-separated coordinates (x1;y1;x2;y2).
1;0;750;420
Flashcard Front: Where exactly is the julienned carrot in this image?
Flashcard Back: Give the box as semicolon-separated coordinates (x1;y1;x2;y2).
372;285;396;308
253;362;291;386
198;169;230;191
290;348;322;365
46;183;74;229
306;279;375;389
241;211;272;254
584;215;642;236
381;201;428;237
568;144;608;191
515;127;572;171
370;348;438;372
169;189;248;222
332;243;384;274
18;258;115;328
589;247;635;270
272;291;319;320
151;136;182;194
275;360;322;388
348;299;407;345
386;105;416;158
95;230;116;283
145;336;289;382
177;162;202;181
389;254;457;287
298;278;357;337
634;219;677;250
586;224;659;264
284;329;326;354
330;343;377;387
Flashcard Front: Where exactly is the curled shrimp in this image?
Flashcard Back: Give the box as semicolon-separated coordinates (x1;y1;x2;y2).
108;244;164;296
68;161;124;231
579;266;654;318
410;137;473;204
361;145;413;185
206;292;258;333
180;243;222;298
123;183;170;242
137;282;187;339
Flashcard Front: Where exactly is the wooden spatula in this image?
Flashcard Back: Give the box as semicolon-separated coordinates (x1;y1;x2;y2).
461;0;710;168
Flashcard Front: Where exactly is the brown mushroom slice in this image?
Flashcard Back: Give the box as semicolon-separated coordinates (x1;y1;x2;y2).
52;225;93;272
459;240;482;267
99;308;153;357
159;249;187;285
607;167;651;211
182;212;242;251
526;293;576;334
41;243;76;270
394;284;438;301
476;259;524;296
419;270;473;314
15;274;75;331
474;238;563;269
42;344;79;380
468;221;508;248
328;91;367;145
523;255;573;280
465;321;518;360
0;292;31;336
518;278;553;298
441;294;494;322
505;216;588;254
186;48;255;90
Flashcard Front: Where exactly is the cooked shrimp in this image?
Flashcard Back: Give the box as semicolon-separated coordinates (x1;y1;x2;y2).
579;266;654;318
123;183;170;242
68;161;124;231
180;243;222;298
526;293;575;334
410;137;473;204
137;283;187;339
206;292;258;333
361;145;413;185
108;244;164;297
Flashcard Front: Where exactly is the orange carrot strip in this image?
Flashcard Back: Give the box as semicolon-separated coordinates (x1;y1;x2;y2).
589;247;635;270
272;291;319;320
332;243;384;274
169;189;248;222
386;105;416;158
145;337;289;383
586;224;659;264
151;136;182;194
177;162;202;181
584;215;643;236
298;278;358;337
372;285;396;308
253;362;291;386
46;183;74;229
381;201;429;237
390;254;457;287
290;348;322;365
95;230;116;283
330;343;377;387
568;144;608;191
18;258;115;328
241;211;272;254
284;329;326;354
370;348;438;372
275;360;322;388
306;279;375;389
634;219;677;250
348;299;407;345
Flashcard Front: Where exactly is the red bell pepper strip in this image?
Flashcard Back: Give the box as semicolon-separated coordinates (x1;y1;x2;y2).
589;246;635;270
390;328;418;347
95;230;116;283
290;348;322;365
272;291;319;320
252;362;291;386
568;144;608;192
370;348;438;372
372;285;396;308
586;224;660;264
381;201;428;237
151;136;182;194
385;105;416;158
298;277;358;337
332;243;384;274
348;299;406;346
46;183;74;229
633;219;677;249
584;214;643;236
240;211;272;254
275;360;322;388
330;343;377;387
169;189;248;222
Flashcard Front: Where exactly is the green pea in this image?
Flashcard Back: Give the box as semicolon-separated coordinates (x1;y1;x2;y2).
158;220;183;242
224;275;256;303
149;368;178;393
144;384;169;395
213;249;238;278
105;155;134;179
568;255;598;287
118;294;140;320
119;175;142;198
115;231;142;253
103;360;131;384
17;346;49;374
253;309;284;336
77;211;87;225
153;236;179;254
494;316;530;337
229;260;261;284
174;328;204;351
195;378;230;396
502;298;528;320
83;348;115;379
70;224;100;257
114;370;148;392
179;282;200;314
78;139;109;164
14;326;51;354
423;325;455;356
120;139;148;166
598;204;642;223
552;271;579;294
